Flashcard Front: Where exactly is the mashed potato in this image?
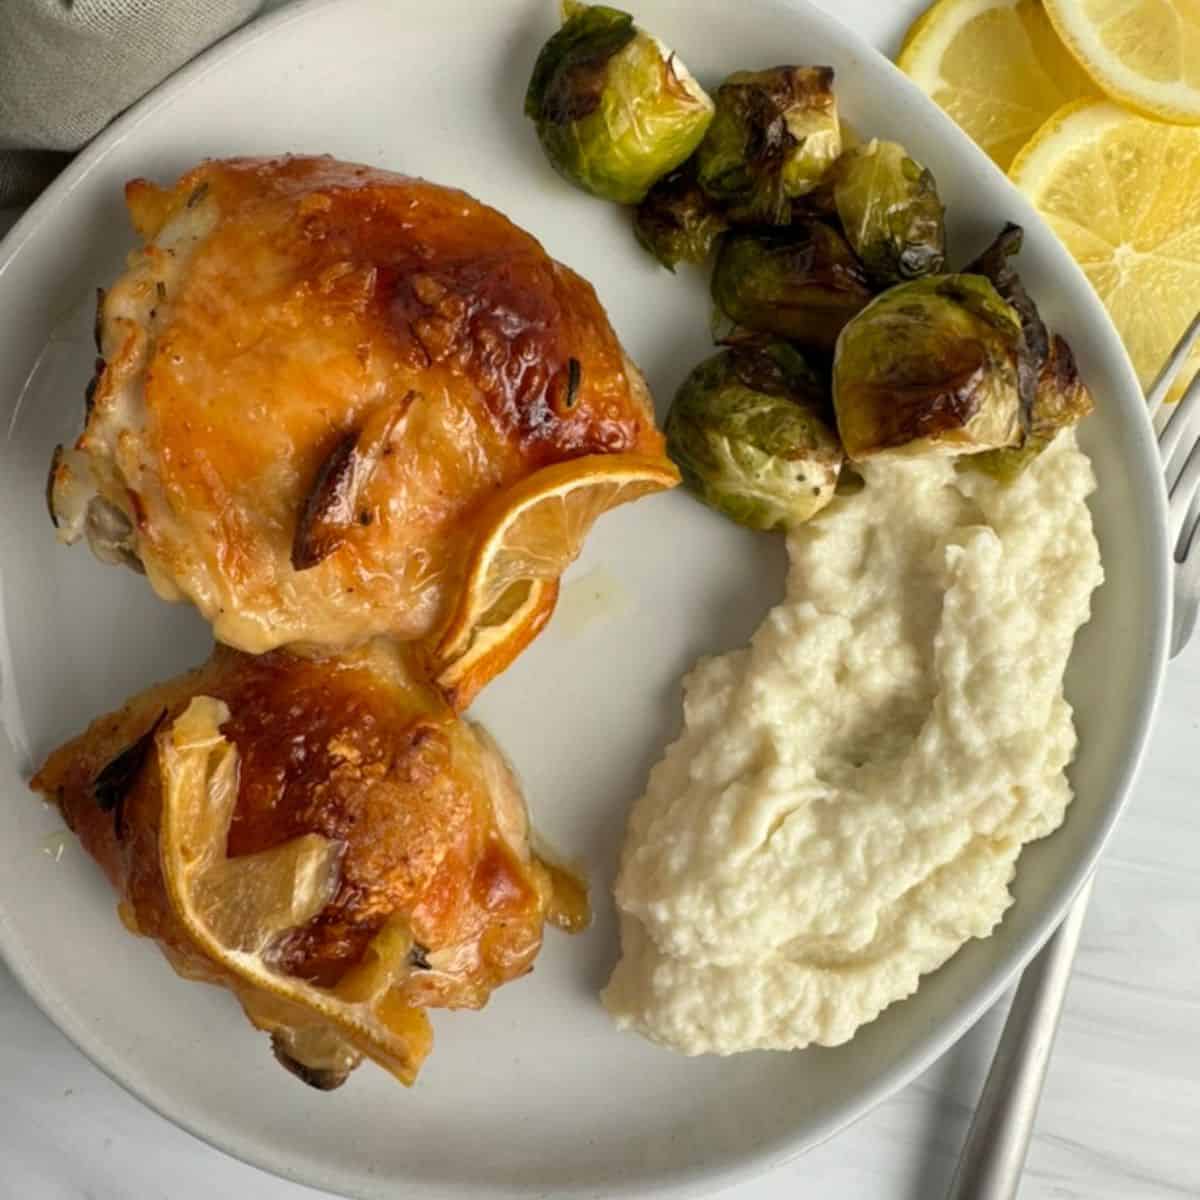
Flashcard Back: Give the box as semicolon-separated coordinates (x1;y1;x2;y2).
604;431;1103;1054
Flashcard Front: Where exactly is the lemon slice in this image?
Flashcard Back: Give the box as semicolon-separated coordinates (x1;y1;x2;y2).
431;576;559;713
157;698;433;1086
898;0;1097;169
1010;100;1200;396
431;453;678;706
1043;0;1200;125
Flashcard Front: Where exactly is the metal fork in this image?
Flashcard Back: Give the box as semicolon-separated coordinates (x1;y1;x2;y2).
946;312;1200;1200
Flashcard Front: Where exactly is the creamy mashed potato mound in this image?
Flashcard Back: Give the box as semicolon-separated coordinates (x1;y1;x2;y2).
604;431;1103;1054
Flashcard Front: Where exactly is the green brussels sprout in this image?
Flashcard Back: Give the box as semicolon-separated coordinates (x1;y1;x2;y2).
633;166;729;270
710;222;873;351
695;66;842;224
524;2;714;205
743;119;860;226
969;334;1094;481
832;274;1024;461
665;343;843;531
964;222;1048;421
832;139;946;284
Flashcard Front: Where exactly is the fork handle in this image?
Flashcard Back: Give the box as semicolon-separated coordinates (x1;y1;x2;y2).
945;873;1095;1200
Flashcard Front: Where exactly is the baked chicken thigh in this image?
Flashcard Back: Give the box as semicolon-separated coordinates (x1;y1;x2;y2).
48;156;672;680
32;641;584;1088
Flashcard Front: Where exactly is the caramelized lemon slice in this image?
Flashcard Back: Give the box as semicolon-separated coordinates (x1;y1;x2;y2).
431;453;678;708
157;698;433;1086
431;576;559;713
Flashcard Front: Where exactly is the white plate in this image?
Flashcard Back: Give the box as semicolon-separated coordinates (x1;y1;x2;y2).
0;1;1170;1197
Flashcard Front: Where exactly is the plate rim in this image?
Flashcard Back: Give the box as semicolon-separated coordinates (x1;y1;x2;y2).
0;0;1172;1196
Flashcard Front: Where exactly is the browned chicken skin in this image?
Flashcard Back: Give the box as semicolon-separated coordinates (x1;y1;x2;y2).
32;642;584;1087
48;156;666;657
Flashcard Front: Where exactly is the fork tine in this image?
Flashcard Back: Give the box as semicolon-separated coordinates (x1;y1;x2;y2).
1148;311;1200;417
1171;516;1200;658
1168;438;1200;552
1157;364;1200;477
1180;487;1200;562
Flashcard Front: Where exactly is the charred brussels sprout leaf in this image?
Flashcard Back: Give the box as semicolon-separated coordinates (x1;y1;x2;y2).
833;139;945;285
965;223;1048;367
711;223;873;351
695;66;841;224
832;274;1024;461
524;2;714;204
633;166;729;269
666;344;843;530
968;334;1094;481
964;222;1048;421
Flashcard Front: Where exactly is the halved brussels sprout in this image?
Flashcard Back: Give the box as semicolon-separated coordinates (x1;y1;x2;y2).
832;274;1024;461
710;223;873;351
633;166;729;270
695;66;841;224
969;334;1094;481
833;139;945;285
524;2;714;205
665;343;843;531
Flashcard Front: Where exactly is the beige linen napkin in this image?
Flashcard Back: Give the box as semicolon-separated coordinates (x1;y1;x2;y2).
0;0;263;207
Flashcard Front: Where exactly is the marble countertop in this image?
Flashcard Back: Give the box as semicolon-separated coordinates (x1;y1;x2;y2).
3;3;1199;1198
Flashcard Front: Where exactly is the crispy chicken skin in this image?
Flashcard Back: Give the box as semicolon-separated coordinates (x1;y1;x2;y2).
31;641;574;1088
48;155;665;653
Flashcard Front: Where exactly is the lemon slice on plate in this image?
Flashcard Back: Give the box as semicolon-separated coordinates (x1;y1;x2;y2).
898;0;1097;169
431;453;679;709
1010;99;1200;396
157;697;433;1088
1043;0;1200;125
431;577;560;713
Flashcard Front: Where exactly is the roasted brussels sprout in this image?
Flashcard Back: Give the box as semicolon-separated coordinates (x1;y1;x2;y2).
524;2;714;205
665;343;843;530
695;66;841;224
833;139;945;284
969;334;1094;481
964;222;1048;420
633;166;729;269
710;223;873;351
832;274;1024;461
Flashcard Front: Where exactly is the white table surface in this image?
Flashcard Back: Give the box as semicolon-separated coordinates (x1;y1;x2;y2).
3;2;1199;1198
